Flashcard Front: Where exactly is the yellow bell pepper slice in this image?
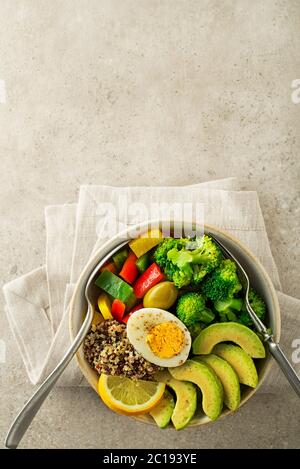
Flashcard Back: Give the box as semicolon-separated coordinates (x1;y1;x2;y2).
129;228;163;258
98;293;113;320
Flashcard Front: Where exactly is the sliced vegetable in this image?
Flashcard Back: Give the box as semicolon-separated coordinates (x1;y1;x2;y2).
143;281;178;309
135;252;150;273
129;228;163;258
122;303;143;324
97;293;113;320
111;299;126;322
100;261;117;274
95;270;133;303
92;310;104;326
119;252;139;284
112;248;128;270
133;263;164;298
126;292;137;312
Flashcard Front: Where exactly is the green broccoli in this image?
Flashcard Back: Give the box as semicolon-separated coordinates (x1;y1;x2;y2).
238;288;266;326
176;292;215;327
154;238;193;288
214;297;243;322
153;237;183;268
166;235;222;284
201;259;242;302
186;235;223;267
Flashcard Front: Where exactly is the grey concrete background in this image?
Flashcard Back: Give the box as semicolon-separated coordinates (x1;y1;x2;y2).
1;0;300;449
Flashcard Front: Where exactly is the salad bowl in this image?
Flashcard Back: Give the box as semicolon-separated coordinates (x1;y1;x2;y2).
69;220;281;427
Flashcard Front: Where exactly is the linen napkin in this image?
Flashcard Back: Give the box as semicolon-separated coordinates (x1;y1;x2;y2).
3;178;300;391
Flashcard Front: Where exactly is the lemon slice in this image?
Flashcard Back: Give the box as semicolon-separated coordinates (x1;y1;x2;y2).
98;374;165;414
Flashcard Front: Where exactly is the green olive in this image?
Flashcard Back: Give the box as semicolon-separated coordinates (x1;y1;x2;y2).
143;281;178;309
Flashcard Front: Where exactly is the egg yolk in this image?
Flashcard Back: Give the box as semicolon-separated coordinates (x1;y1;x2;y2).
146;322;184;359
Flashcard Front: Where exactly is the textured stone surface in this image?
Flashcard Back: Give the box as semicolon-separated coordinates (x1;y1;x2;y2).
0;0;299;449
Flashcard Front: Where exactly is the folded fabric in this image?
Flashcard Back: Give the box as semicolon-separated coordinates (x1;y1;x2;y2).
3;178;299;391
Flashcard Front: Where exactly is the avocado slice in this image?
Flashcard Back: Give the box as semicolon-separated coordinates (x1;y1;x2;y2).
169;360;223;421
192;322;265;358
149;390;175;428
213;343;258;388
167;378;197;430
194;354;241;411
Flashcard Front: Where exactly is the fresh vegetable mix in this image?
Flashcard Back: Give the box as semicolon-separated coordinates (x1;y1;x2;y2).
87;231;267;429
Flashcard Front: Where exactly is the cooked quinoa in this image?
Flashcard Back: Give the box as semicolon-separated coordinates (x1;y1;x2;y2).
83;319;162;380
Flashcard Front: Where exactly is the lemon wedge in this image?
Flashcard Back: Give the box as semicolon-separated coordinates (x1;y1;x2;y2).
98;375;165;414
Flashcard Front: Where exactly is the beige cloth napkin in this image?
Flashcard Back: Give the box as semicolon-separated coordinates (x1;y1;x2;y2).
3;178;300;390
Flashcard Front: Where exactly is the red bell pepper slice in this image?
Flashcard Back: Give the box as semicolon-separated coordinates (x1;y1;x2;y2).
100;261;117;274
133;263;164;298
119;252;139;284
111;299;126;322
122;302;143;324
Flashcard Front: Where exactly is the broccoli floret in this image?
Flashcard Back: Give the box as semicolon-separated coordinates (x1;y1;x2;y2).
201;259;242;301
153;237;183;268
214;297;243;322
238;288;266;326
192;264;211;284
154;238;193;288
167;235;222;284
176;292;215;327
187;235;222;268
171;264;194;288
154;235;223;288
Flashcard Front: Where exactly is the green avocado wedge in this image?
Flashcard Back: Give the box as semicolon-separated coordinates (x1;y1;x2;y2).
213;344;259;388
167;378;197;430
169;360;223;421
194;355;241;411
149;390;175;429
192;322;265;358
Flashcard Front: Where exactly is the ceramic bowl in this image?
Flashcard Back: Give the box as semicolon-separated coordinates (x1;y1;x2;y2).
69;221;280;426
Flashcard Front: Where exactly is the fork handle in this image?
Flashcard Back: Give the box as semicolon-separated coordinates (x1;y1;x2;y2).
5;306;94;449
267;339;300;398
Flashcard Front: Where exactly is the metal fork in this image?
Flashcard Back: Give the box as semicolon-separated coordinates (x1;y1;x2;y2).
208;233;300;398
5;240;129;449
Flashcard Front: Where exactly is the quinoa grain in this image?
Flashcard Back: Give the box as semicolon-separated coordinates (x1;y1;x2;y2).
83;320;162;380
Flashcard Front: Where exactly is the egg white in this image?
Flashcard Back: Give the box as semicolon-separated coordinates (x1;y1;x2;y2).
126;308;191;367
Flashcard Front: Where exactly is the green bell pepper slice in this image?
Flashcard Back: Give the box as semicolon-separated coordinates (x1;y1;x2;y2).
135;253;149;273
95;270;133;303
112;248;128;270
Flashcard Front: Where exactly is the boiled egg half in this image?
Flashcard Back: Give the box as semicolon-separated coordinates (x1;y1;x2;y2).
126;308;191;367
